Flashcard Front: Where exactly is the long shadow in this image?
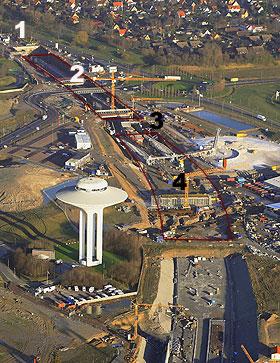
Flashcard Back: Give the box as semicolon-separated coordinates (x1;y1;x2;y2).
0;339;34;362
200;318;210;363
225;254;259;363
0;210;77;257
140;329;168;363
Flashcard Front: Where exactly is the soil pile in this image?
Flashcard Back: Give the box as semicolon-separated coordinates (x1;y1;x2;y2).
0;164;70;212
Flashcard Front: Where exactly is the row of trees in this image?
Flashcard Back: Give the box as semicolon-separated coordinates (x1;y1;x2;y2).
61;267;104;288
12;248;54;278
103;231;146;289
60;231;145;289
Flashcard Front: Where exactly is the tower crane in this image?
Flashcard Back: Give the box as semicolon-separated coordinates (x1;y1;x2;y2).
241;345;255;363
89;67;180;109
241;345;278;363
172;167;224;209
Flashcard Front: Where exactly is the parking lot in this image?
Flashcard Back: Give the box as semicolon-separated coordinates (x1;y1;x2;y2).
33;283;127;310
2;121;76;167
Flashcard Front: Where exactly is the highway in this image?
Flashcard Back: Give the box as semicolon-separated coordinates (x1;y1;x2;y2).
0;91;58;148
190;94;279;128
225;78;280;87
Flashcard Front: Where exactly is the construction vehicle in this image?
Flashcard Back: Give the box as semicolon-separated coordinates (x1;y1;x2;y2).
131;96;163;109
89;67;180;109
236;127;260;138
241;344;280;363
272;165;280;171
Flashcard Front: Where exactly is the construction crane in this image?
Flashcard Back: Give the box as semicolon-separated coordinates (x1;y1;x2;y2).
89;68;180;109
131;302;185;341
124;302;186;363
241;345;278;363
241;345;255;363
184;175;190;209
172;167;224;209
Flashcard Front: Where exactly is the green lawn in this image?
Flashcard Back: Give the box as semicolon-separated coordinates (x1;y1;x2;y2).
55;241;79;262
0;203;77;247
0;75;16;88
153;80;194;92
222;83;280;122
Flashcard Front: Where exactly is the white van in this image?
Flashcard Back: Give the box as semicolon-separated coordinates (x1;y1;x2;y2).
257;114;266;121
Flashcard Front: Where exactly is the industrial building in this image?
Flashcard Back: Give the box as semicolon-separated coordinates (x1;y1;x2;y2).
64;153;91;171
150;193;215;210
75;130;92;150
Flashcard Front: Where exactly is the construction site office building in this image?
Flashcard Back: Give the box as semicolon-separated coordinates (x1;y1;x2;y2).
64;153;91;171
75;131;92;150
150;193;215;210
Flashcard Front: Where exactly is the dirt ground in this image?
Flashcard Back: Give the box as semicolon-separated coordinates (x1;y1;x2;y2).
86;122;153;229
259;314;280;346
0;163;71;212
0;287;102;362
145;259;174;334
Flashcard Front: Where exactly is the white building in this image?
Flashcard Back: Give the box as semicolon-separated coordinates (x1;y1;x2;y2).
75;130;92;150
64;153;91;171
89;64;105;73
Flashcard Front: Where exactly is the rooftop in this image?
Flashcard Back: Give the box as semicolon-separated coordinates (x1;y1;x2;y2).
56;177;128;210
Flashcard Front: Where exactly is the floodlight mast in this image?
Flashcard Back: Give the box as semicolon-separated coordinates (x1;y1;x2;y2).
56;177;128;266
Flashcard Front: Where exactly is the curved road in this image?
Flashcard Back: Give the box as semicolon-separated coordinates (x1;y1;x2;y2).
0;91;59;148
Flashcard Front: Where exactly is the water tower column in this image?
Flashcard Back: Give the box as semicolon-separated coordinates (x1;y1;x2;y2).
86;210;96;266
79;209;86;262
96;209;104;264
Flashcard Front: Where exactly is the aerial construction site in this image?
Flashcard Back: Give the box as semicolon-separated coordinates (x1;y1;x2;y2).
0;25;279;363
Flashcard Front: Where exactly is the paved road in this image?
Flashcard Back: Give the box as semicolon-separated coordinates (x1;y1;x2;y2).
0;92;58;148
225;78;280;87
0;261;24;285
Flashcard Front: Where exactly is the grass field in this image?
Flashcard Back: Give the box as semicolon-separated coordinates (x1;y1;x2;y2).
221;83;280;122
152;80;194;93
0;75;16;88
165;62;280;81
0;203;77;248
0;201;134;271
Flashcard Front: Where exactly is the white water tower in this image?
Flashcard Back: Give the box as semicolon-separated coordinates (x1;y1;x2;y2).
56;177;127;266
